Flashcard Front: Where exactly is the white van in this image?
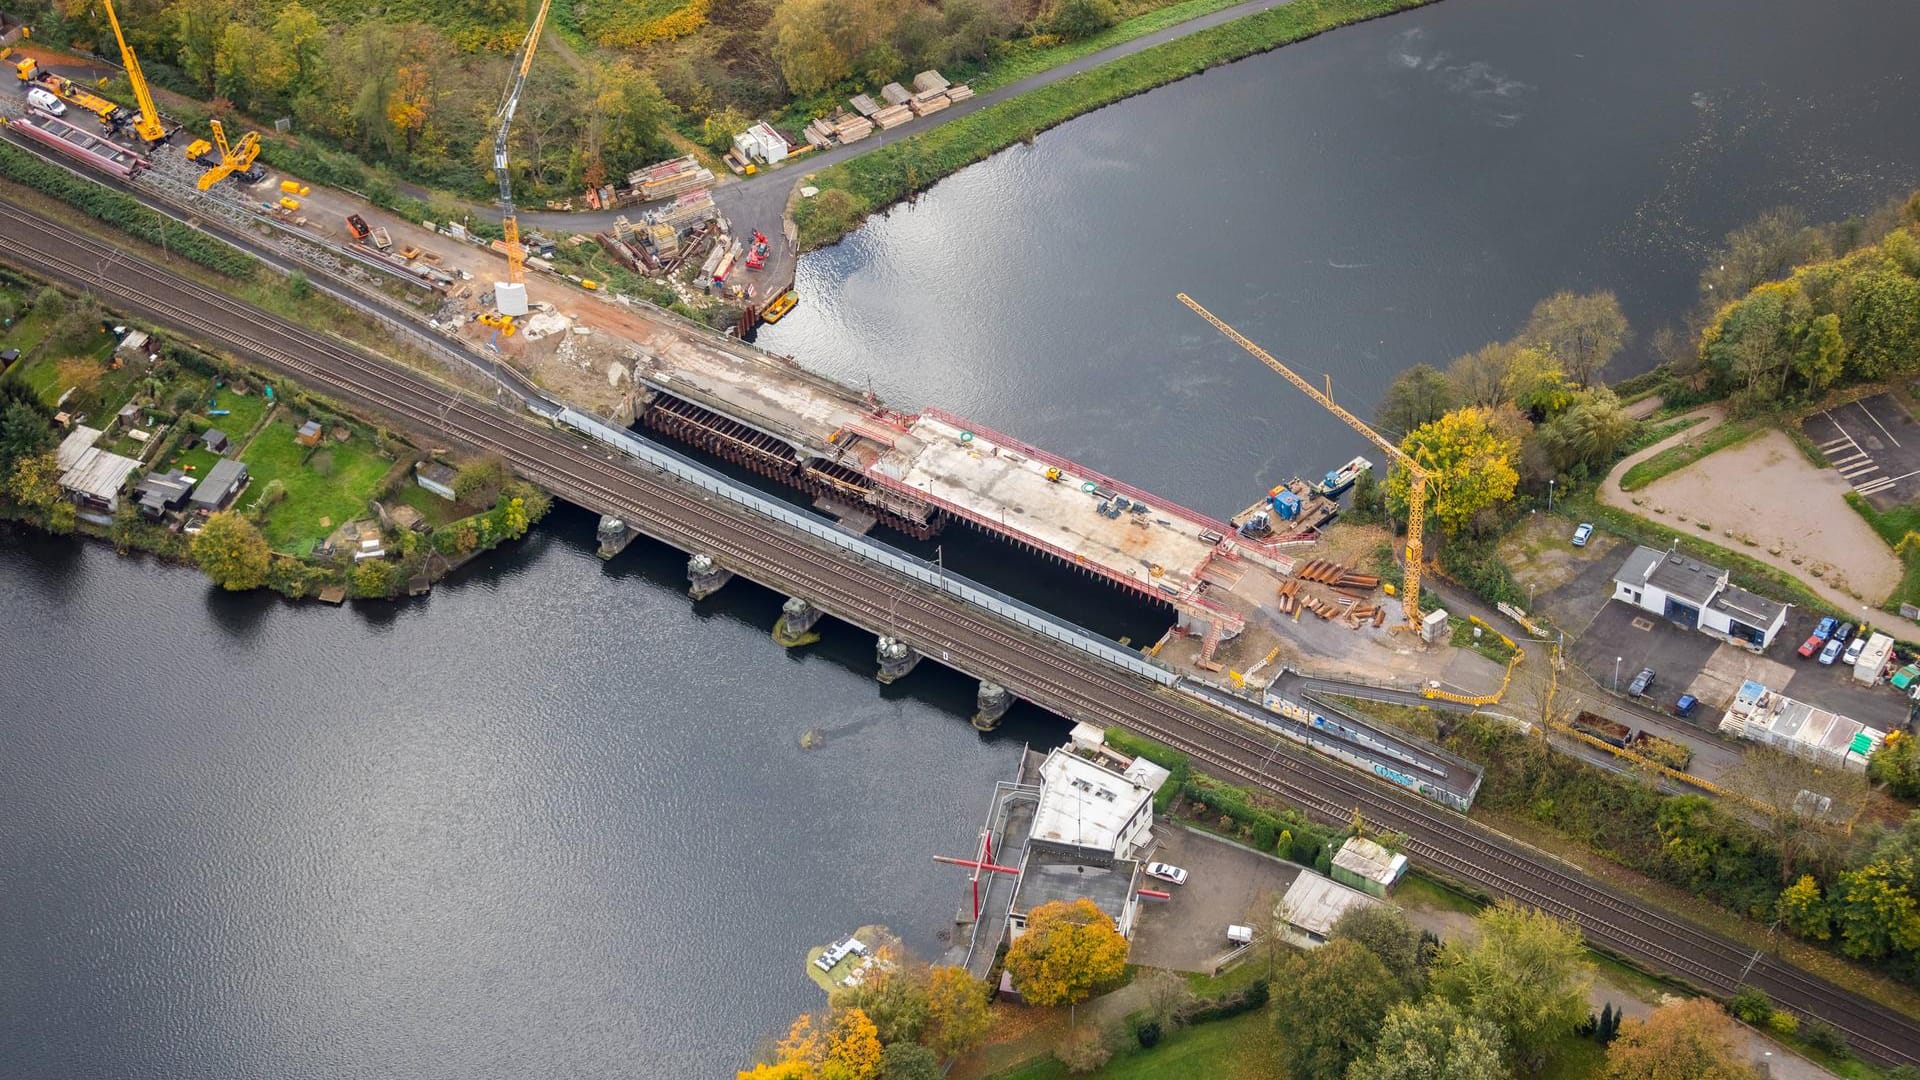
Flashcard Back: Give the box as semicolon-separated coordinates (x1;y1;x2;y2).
27;87;66;117
1226;924;1254;945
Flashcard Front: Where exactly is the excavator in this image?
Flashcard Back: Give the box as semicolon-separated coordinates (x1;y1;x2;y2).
184;118;262;190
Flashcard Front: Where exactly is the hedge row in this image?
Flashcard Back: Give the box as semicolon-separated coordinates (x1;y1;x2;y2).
1104;726;1190;812
0;142;253;277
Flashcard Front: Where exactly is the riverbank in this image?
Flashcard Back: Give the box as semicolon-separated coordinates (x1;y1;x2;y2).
789;0;1436;249
0;271;548;604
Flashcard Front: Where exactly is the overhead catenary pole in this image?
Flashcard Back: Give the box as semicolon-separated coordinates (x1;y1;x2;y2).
1176;293;1431;628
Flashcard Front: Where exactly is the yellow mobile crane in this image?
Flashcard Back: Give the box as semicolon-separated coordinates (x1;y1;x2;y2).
100;0;166;144
1177;292;1432;629
487;0;553;321
185;119;260;189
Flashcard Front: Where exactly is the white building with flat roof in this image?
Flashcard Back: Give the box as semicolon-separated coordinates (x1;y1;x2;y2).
1719;679;1884;771
1030;748;1156;861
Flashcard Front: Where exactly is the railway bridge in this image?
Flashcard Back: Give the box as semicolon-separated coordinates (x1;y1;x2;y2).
4;198;1919;1067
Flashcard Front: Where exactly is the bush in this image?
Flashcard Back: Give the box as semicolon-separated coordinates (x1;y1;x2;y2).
1135;1019;1161;1048
0;143;253;277
1728;985;1773;1025
1767;1011;1800;1037
1180;978;1268;1024
1055;1025;1111;1073
1801;1018;1848;1057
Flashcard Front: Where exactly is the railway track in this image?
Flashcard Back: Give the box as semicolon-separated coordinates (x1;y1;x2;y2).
4;197;1918;1066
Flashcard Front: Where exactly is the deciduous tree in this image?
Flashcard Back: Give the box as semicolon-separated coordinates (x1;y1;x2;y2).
830;958;929;1046
1004;898;1128;1007
1383;407;1521;536
1346;997;1506;1080
1376;363;1456;440
1840;268;1920;379
1447;341;1519;408
1431;901;1593;1072
922;965;991;1059
876;1042;940;1080
1269;938;1404;1080
1329;903;1425;993
1776;874;1832;941
1521;290;1629;386
1700;207;1828;300
191;510;271;591
1603;998;1758;1080
1533;387;1634;474
825;1006;883;1080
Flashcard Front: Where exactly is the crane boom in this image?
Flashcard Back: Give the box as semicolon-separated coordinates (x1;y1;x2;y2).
492;0;553;292
1176;292;1431;628
100;0;164;144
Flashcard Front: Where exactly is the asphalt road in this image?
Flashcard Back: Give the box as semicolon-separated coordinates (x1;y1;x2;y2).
4;197;1918;1065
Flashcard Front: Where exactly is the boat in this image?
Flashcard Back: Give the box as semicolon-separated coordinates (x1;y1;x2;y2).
1313;456;1373;497
761;290;799;324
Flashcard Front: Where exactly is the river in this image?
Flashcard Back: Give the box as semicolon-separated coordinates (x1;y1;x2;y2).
8;0;1920;1076
763;0;1920;513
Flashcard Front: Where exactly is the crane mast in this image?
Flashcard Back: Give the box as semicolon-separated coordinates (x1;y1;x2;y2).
490;0;552;318
1176;292;1431;628
100;0;164;144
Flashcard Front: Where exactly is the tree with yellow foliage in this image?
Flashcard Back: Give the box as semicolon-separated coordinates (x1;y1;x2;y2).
1382;407;1521;536
1004;898;1128;1008
1603;998;1757;1080
744;1007;883;1080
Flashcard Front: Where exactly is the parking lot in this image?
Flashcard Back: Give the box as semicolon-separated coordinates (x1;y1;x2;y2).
1801;394;1920;508
1127;824;1301;973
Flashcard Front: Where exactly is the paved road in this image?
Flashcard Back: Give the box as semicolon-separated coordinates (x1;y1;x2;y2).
5;197;1917;1067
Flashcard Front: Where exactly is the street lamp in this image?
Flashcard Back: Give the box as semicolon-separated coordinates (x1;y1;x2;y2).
1614;656;1622;693
1548;478;1556;515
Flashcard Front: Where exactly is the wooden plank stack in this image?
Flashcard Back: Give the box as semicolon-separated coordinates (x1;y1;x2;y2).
871;103;913;129
655;189;717;230
831;112;874;142
849;93;880;117
945;84;974;102
909;90;949;117
630;155;716;201
803;118;836;148
881;82;912;106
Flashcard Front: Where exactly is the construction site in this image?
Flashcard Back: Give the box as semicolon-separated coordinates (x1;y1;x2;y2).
0;3;1505;710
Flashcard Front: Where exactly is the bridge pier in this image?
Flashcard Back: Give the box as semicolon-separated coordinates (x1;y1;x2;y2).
773;596;824;648
686;553;733;599
596;515;634;560
876;636;921;684
972;680;1013;731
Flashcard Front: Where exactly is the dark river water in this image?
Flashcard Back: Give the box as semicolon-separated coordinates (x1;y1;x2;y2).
763;0;1920;513
9;0;1920;1077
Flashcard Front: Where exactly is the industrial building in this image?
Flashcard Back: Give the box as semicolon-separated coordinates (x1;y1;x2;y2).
1718;679;1884;771
1612;545;1790;649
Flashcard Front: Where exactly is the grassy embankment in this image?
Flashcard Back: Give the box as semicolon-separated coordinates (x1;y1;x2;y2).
1845;494;1920;614
1617;419;1761;491
792;0;1436;249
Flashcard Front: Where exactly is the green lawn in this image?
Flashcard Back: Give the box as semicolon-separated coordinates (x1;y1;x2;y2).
1536;1032;1608;1080
1844;493;1920;612
240;419;392;554
987;1008;1275;1080
0;309;53;360
200;385;272;439
166;445;222;478
392;479;477;528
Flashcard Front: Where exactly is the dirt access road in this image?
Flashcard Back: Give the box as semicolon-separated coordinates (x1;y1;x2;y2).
1598;405;1919;636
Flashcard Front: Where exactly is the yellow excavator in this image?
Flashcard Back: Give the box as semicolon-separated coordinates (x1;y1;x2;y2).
185;119;261;190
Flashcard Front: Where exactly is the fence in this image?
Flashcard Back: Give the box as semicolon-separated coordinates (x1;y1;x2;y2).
553;407;1178;686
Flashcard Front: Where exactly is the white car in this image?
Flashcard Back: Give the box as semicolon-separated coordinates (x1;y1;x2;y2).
1145;862;1188;886
26;87;66;117
1844;636;1868;666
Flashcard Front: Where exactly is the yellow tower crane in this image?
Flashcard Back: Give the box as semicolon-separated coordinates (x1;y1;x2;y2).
1177;292;1432;629
186;119;260;190
488;0;553;320
101;0;166;144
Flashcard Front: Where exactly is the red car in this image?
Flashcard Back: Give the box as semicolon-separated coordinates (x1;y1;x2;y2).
1798;634;1825;658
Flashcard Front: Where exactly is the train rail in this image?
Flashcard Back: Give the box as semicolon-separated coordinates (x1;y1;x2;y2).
2;197;1916;1066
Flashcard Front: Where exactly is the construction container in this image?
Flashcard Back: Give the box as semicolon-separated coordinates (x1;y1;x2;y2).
1573;711;1631;748
1854;632;1895;684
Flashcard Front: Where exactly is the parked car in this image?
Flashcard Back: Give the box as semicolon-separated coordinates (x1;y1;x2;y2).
1820;638;1845;665
1815;616;1838;640
1628;667;1655;696
1835;621;1856;646
1145;862;1188;886
26;87;65;117
1799;634;1825;659
1572;523;1594;547
1226;924;1254;945
1845;637;1869;666
1675;694;1698;718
